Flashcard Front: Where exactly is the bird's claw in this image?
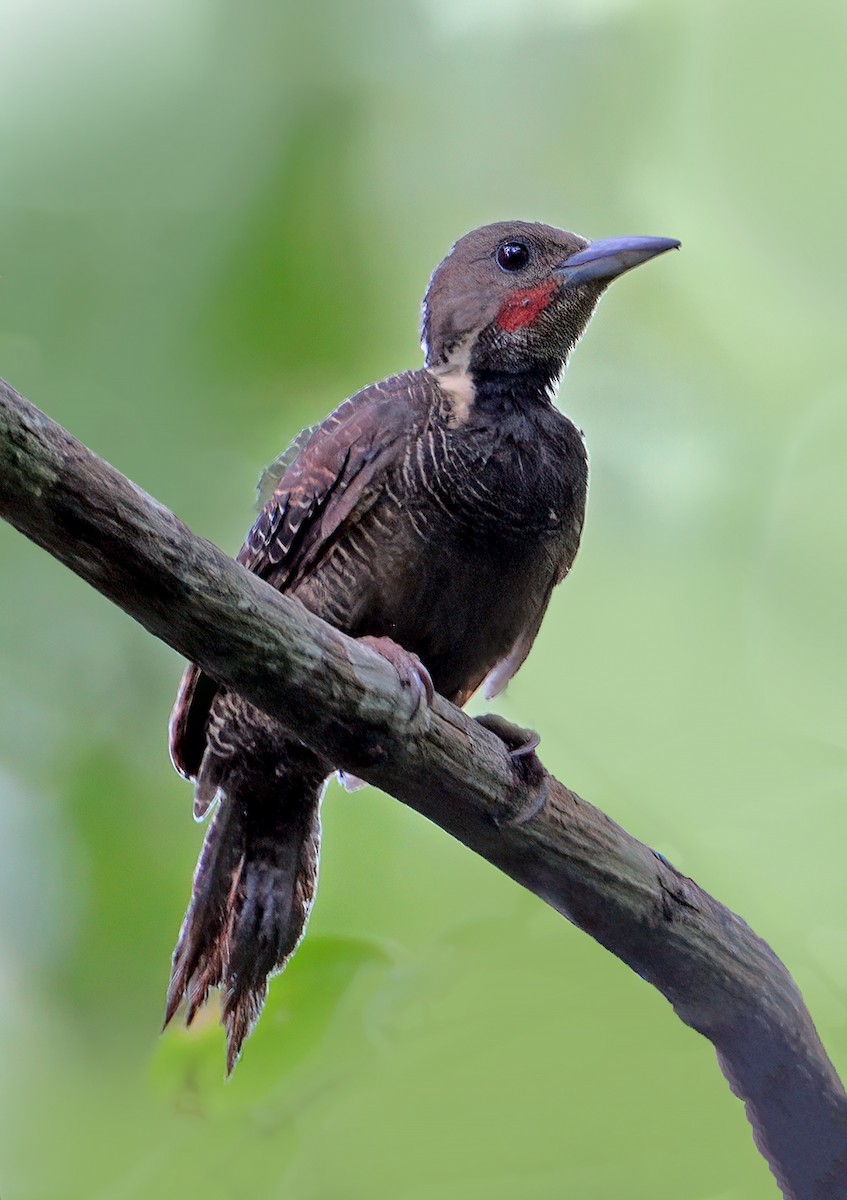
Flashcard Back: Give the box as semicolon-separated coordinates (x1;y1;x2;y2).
474;713;540;761
359;636;435;715
506;729;540;759
474;713;548;826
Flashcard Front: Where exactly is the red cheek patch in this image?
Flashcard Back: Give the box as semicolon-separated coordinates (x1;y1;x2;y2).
497;279;558;333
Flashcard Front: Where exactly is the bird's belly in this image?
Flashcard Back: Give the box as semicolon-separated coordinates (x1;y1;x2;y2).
360;508;561;700
387;549;549;699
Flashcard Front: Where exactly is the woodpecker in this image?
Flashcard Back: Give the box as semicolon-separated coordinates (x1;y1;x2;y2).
165;220;679;1070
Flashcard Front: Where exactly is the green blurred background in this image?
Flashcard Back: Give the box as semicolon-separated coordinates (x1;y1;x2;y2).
1;0;846;1195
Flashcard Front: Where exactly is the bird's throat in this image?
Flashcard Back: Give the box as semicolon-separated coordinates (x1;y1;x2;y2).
471;363;561;417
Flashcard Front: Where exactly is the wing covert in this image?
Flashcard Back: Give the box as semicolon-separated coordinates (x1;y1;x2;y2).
238;374;419;589
170;372;424;780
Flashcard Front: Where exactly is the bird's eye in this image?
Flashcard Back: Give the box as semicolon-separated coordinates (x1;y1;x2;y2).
496;241;531;272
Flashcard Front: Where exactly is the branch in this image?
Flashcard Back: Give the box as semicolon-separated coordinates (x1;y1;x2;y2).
1;376;845;1197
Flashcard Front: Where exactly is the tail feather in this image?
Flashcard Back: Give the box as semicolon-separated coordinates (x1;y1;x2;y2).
164;743;324;1072
164;792;244;1028
221;796;321;1070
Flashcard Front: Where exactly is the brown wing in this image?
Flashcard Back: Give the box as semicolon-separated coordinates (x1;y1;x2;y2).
169;372;424;780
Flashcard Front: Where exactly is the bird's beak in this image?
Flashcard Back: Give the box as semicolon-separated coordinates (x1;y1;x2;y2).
555;236;680;287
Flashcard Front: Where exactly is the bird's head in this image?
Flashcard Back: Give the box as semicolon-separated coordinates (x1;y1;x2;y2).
421;220;679;384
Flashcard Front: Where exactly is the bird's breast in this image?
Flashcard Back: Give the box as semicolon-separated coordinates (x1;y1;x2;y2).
401;406;586;545
353;409;587;697
293;404;587;702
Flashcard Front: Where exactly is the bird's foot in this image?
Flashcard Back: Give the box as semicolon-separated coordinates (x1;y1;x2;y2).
474;713;548;827
358;636;435;715
474;713;540;759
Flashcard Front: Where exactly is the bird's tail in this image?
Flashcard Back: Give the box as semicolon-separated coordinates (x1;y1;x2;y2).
164;739;325;1073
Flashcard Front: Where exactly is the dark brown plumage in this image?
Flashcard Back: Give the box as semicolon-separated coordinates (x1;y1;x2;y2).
165;220;679;1070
